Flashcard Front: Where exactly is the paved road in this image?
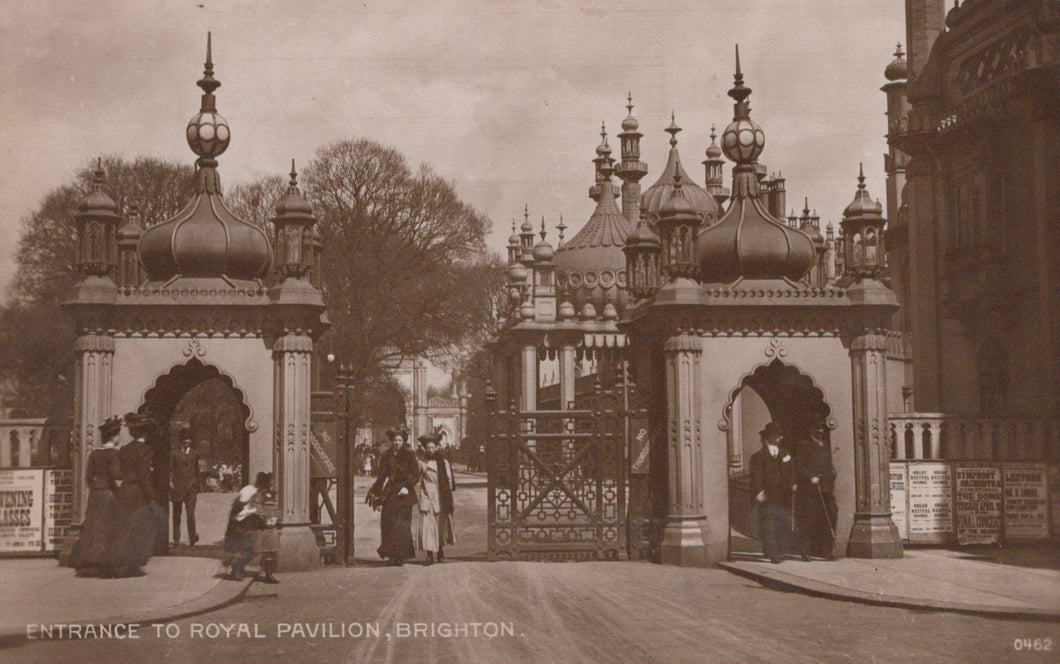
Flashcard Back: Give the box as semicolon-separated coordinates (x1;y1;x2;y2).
5;475;1058;663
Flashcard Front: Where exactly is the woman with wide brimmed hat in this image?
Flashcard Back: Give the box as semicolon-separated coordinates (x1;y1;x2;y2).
366;428;418;565
105;412;165;576
71;415;123;576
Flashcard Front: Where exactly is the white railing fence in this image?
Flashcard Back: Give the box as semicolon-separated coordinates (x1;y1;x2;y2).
888;414;1060;462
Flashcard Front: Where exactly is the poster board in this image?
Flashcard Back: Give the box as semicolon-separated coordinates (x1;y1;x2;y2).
954;462;1002;545
907;461;953;543
1003;462;1049;540
0;468;44;554
889;461;909;541
43;469;73;552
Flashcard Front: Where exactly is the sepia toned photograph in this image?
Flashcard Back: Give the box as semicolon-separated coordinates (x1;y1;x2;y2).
0;1;1057;662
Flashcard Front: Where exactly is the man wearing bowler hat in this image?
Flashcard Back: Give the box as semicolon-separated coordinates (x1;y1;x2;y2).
170;427;201;546
750;421;796;563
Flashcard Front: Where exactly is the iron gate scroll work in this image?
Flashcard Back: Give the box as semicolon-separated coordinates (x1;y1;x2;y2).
487;387;625;561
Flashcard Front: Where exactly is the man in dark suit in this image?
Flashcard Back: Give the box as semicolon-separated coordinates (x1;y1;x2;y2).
170;427;201;546
794;424;838;561
750;421;796;564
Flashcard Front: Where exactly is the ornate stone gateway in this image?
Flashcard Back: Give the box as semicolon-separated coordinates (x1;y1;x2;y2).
486;388;625;561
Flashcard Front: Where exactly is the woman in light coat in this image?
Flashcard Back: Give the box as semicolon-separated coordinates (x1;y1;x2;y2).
416;434;456;565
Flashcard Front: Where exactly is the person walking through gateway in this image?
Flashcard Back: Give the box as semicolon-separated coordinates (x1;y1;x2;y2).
72;416;122;577
416;433;456;565
366;428;418;566
170;427;201;546
750;422;796;564
794;423;837;561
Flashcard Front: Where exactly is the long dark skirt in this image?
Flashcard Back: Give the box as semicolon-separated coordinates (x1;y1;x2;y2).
72;488;115;568
377;494;415;561
224;513;265;570
106;486;163;569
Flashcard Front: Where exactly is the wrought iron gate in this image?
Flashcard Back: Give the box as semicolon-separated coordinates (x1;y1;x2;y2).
486;388;625;560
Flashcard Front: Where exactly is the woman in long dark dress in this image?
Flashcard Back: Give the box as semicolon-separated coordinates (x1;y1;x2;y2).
367;429;419;566
106;413;163;577
72;416;122;576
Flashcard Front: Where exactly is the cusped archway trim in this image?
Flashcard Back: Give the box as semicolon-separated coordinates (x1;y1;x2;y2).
718;358;836;436
137;357;257;433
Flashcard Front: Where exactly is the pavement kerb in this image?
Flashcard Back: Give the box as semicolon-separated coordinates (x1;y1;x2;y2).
718;561;1060;621
0;560;256;647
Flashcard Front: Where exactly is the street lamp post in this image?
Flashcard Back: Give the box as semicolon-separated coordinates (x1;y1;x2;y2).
334;363;355;566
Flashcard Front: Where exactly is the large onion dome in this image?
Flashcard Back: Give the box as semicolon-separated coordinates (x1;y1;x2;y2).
698;47;814;284
138;34;272;282
554;161;630;316
640;113;721;223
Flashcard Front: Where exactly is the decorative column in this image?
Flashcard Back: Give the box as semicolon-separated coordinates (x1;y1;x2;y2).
273;333;321;570
559;345;576;410
847;329;903;558
520;344;538;411
71;334;114;520
659;331;709;566
414;357;429;440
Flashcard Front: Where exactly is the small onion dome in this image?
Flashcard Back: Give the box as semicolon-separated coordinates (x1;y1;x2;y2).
520;299;536;320
705;126;723;159
138;34;271;282
273;162;314;219
640;115;720;221
843;164;884;218
580;302;597;320
601;302;618;321
508;262;528;283
621;92;639;131
78;159;120;218
117;205;143;240
558;300;576;320
698;46;814;283
884;43;908;82
553;177;630;315
520;216;534;234
626;216;660;247
533;240;555;263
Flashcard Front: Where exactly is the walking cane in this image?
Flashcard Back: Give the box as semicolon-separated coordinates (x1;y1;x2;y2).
791;488;796;531
816;483;836;539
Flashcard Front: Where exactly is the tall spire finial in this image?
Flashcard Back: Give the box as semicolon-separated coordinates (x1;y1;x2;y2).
197;31;221;97
289;158;298;186
895;42;904;59
626;90;633;112
557;214;566;245
539;215;547;242
857;162;866;189
729;44;751;105
665;112;681;147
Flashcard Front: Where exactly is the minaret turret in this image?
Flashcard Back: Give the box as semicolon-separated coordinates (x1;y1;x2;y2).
615;93;648;226
703;124;729;208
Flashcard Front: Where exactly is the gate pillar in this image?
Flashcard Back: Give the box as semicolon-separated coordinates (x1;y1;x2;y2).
847;329;902;558
72;334;114;520
273;332;321;570
659;331;713;566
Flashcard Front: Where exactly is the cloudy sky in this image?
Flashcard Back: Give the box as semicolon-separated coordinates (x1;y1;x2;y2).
0;0;904;296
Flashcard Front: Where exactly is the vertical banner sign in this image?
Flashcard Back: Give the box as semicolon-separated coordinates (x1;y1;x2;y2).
955;462;1002;545
908;461;953;542
1050;466;1060;539
889;461;909;541
1003;462;1049;540
629;417;650;475
44;469;73;552
0;469;44;553
309;420;340;479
